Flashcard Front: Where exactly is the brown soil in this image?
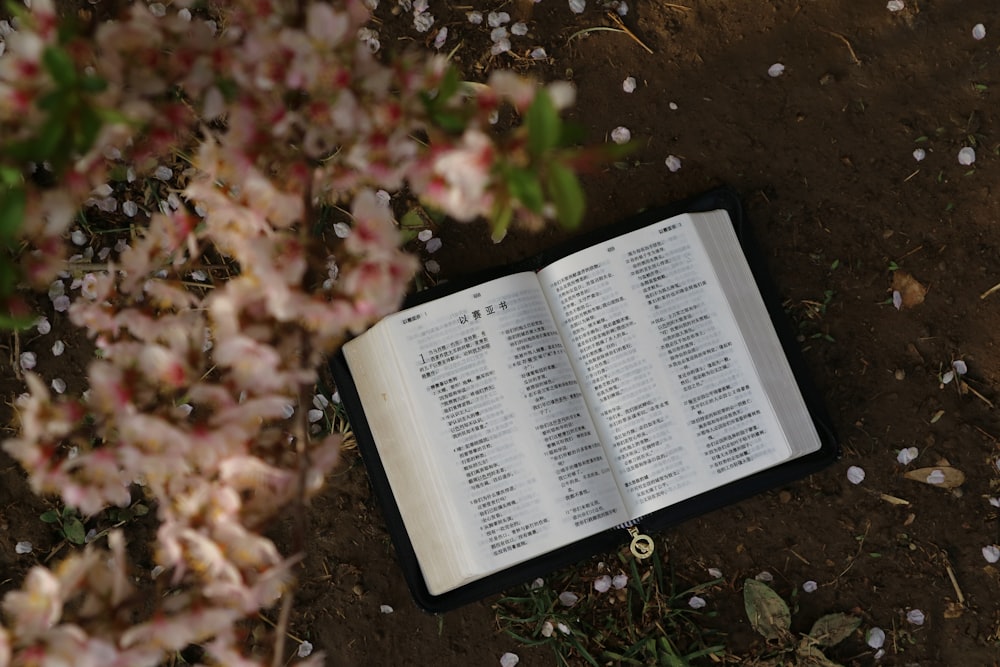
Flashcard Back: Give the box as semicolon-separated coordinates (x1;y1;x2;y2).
2;1;1000;666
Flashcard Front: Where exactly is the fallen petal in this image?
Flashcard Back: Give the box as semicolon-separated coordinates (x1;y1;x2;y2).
847;465;865;484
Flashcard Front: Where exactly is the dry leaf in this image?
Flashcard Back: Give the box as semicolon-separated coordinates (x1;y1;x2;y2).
891;271;927;308
943;601;964;619
903;466;965;489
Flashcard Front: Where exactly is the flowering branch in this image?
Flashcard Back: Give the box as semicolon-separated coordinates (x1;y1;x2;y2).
0;1;596;665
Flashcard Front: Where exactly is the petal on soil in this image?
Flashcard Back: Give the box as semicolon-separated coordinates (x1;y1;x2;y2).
903;466;964;488
847;465;865;484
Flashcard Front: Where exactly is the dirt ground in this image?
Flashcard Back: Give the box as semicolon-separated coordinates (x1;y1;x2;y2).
2;1;1000;666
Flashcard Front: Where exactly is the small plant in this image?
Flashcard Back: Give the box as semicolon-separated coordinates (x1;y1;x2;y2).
39;505;87;545
496;547;725;666
743;578;861;666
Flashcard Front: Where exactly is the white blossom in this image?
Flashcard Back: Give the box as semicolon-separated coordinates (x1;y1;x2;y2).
511;22;528;36
926;469;945;484
71;229;88;246
665;155;682;172
417;229;433;242
593;575;611;592
467;11;483;24
972;23;986;40
767;63;785;77
307;409;324;423
15;541;32;554
487;11;510;27
622;76;636;93
499;652;519;667
886;0;904;11
906;609;925;625
847;465;865;484
424;260;440;274
912;148;926;161
35;317;50;334
707;568;722;579
380;604;394;613
867;627;886;649
610;126;631;144
154;165;173;180
958;146;976;165
530;47;548;59
52;340;65;356
433;26;448;48
558;591;579;606
612;573;628;589
540;620;553;637
983;545;1000;563
20;352;36;370
802;580;818;593
297;641;313;658
334;222;351;238
569;0;586;14
688;596;706;609
425;238;443;253
51;378;66;394
896;446;918;465
755;571;774;582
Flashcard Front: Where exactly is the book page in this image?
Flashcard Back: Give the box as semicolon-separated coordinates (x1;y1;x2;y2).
381;272;627;593
538;211;805;518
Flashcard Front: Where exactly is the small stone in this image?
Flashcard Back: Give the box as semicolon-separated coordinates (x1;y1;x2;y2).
380;604;394;614
894;368;906;380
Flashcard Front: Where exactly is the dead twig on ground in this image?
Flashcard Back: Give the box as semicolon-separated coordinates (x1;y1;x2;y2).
821;29;861;65
980;281;1000;300
606;12;654;55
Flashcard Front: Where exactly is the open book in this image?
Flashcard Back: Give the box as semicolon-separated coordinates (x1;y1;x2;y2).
332;189;837;611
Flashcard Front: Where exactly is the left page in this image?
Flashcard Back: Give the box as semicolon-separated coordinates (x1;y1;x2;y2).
361;272;628;594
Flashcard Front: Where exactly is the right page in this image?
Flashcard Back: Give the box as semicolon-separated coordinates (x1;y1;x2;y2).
538;209;821;518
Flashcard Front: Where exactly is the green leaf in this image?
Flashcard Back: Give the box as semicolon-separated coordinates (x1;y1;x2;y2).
79;75;108;94
76;105;103;154
39;510;60;523
63;516;86;544
0;184;26;241
0;166;22;187
526;89;561;158
546;162;585;229
490;203;513;244
437;66;460;104
430;109;467;135
43;46;77;87
808;613;861;647
506;167;545;213
743;579;791;640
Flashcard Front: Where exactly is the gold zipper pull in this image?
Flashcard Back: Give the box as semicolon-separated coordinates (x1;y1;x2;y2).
626;525;654;559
